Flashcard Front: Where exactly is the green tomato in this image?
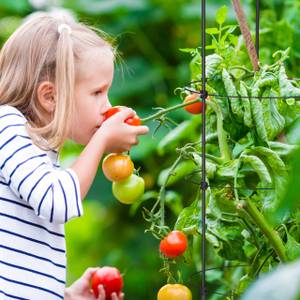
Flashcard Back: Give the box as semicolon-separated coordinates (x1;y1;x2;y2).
112;174;145;204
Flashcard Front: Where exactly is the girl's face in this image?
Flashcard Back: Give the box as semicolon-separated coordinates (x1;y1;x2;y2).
69;47;114;145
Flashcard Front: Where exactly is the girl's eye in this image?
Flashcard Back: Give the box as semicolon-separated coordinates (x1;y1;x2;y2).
94;90;102;96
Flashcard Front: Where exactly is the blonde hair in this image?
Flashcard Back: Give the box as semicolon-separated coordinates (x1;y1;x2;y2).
0;13;115;150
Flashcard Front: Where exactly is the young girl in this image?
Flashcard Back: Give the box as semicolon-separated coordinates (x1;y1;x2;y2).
0;13;148;300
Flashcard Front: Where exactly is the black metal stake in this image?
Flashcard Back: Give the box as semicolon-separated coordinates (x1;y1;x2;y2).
201;0;207;299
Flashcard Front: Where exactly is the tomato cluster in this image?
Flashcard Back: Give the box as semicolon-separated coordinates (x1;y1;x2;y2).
101;107;145;204
91;266;123;300
157;231;192;298
102;108;192;298
102;154;144;204
102;153;144;204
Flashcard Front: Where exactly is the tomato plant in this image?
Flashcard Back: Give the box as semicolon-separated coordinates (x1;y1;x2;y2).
112;174;145;204
136;5;300;299
102;153;134;182
183;93;204;114
103;106;141;126
159;230;187;258
91;267;123;300
157;284;192;300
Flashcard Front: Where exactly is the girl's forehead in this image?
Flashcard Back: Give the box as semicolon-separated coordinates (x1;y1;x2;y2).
76;47;114;84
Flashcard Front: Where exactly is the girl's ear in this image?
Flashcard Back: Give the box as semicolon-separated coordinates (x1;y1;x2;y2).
37;81;56;113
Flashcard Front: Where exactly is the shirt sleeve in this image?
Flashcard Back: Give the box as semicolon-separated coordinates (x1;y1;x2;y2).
0;106;83;224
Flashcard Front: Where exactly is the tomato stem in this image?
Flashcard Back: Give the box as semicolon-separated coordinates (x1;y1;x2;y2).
141;99;202;123
241;199;287;262
157;155;182;228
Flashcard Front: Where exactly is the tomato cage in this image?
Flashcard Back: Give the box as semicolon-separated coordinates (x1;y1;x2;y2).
180;1;300;299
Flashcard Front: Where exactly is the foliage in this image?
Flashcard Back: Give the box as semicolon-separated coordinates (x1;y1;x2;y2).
136;5;300;299
1;0;300;299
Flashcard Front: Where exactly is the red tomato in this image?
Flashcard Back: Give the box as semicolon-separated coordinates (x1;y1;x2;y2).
103;107;141;126
91;267;123;300
125;115;141;126
183;93;205;114
157;284;192;300
102;153;134;182
159;230;187;258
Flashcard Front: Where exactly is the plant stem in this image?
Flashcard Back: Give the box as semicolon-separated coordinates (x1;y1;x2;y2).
157;155;182;227
242;199;287;262
142;97;231;163
141;99;202;123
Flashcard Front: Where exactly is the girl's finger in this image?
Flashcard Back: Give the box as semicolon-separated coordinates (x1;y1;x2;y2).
81;267;99;281
97;285;106;300
134;125;149;135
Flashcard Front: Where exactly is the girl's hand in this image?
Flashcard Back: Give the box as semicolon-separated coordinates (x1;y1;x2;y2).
98;285;124;300
97;108;149;153
64;267;124;300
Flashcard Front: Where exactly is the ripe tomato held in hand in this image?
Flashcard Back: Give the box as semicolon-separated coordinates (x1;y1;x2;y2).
102;153;134;182
103;107;122;120
125;115;141;126
183;93;205;114
159;230;187;258
112;174;145;204
103;106;141;126
91;267;123;300
157;284;192;300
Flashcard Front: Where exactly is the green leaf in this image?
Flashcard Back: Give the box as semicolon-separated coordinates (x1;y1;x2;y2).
157;160;196;187
279;65;300;103
216;5;228;26
285;232;300;261
206;27;219;35
191;153;217;179
207;218;247;261
262;89;285;140
268;141;299;159
222;68;243;121
273;146;300;222
190;53;223;81
179;48;198;54
157;118;198;155
174;199;200;233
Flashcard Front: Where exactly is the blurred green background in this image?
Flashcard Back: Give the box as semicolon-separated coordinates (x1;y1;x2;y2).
1;0;300;299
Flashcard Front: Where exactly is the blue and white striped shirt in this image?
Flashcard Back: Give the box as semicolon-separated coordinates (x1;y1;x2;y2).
0;105;83;299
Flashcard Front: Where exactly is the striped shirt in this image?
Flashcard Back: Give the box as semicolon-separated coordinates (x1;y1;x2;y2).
0;105;83;299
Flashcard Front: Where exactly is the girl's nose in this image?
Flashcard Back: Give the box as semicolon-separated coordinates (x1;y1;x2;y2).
104;100;112;112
